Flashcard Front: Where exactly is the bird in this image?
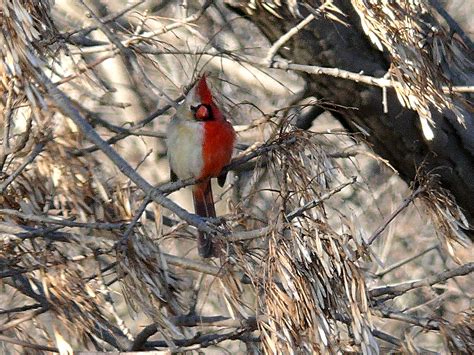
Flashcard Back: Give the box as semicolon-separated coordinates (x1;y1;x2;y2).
166;75;236;258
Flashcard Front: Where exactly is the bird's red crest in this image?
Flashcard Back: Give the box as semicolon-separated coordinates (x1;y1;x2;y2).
196;75;213;105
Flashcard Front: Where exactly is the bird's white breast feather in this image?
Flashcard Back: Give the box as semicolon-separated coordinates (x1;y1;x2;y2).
166;118;204;179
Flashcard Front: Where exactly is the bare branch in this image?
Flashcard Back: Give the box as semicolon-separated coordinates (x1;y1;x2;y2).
70;0;213;55
370;262;474;298
286;176;356;220
0;142;45;194
0;209;125;230
162;253;221;276
265;12;316;64
367;187;424;245
0;334;59;353
131;315;258;350
66;1;145;39
31;67;213;234
0;303;42;315
377;307;440;330
376;244;439;277
0;307;48;332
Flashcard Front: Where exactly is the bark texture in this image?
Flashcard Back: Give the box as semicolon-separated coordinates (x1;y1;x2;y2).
226;0;474;232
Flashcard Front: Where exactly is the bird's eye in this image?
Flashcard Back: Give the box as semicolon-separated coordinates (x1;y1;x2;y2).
192;104;213;121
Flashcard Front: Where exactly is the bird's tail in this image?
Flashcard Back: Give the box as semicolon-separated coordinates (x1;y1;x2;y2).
193;180;217;257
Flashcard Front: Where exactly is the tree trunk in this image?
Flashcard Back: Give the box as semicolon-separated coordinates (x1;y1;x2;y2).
226;0;474;233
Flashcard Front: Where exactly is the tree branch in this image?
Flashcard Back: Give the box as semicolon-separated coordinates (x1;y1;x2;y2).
0;334;58;353
370;262;474;298
31;66;213;235
0;209;125;230
367;187;424;245
376;243;439;277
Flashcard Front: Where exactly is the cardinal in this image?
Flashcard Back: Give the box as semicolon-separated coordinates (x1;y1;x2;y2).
166;75;236;257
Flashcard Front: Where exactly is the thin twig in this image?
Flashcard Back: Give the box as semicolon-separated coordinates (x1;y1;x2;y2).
0;307;48;332
55;53;118;85
444;85;474;93
162;253;221;276
367;187;424;245
66;1;145;39
429;0;473;48
271;60;392;88
265;12;316;64
0;79;15;170
370;262;474;298
0;303;42;315
0;334;59;353
73;102;177;156
376;307;440;330
172;314;258;328
117;198;152;245
31;67;213;235
226;226;270;242
286;176;356;220
70;0;213;55
0;209;125;230
0;142;45;194
265;1;337;64
376;243;439;277
78;0;129;55
371;328;437;354
1;250;110;279
372;328;401;347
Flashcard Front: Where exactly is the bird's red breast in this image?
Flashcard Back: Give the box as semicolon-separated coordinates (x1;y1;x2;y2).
195;75;236;180
167;75;235;182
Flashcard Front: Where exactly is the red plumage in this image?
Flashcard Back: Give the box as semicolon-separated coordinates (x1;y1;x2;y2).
196;74;213;105
195;76;235;257
167;75;236;257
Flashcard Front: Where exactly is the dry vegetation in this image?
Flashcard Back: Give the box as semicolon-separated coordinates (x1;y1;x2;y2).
0;0;472;354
